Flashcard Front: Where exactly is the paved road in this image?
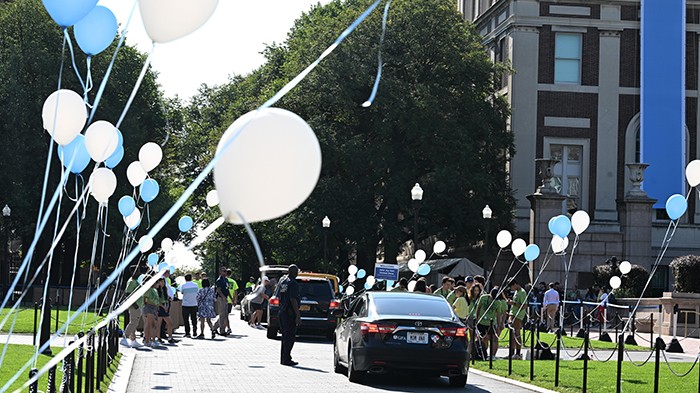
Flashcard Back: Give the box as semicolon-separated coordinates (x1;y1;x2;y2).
121;311;541;393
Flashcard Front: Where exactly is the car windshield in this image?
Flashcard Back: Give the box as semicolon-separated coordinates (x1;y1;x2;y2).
298;279;333;300
373;296;453;318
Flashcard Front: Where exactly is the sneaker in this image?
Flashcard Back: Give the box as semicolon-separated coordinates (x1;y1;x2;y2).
168;338;177;345
130;340;143;348
255;323;262;328
196;334;204;339
211;331;216;339
120;338;131;347
256;325;265;330
152;341;162;348
184;333;191;338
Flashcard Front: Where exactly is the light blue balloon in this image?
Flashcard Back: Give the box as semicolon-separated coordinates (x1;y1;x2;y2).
43;0;98;27
169;266;176;274
105;144;124;169
140;179;160;203
524;244;540;261
386;280;394;288
551;215;572;238
547;216;558;236
178;216;193;232
57;134;90;174
158;262;168;271
118;196;135;217
137;274;144;285
417;263;431;276
339;284;344;293
364;283;372;289
74;6;117;55
665;194;688;220
357;269;367;279
147;253;158;266
116;128;123;146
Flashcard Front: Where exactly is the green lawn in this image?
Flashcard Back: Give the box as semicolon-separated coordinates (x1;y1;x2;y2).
472;359;697;393
0;344;121;392
492;329;649;351
0;306;106;335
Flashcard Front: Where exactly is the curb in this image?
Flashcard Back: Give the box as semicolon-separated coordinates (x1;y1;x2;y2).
470;368;559;393
107;349;135;393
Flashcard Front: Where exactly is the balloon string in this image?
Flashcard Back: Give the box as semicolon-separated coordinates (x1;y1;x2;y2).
95;204;111;318
12;0;385;385
82;204;102;328
64;180;83;346
236;212;265;268
84;56;94;100
146;203;152;230
88;0;138;124
116;44;156;129
64;29;87;92
362;0;391;107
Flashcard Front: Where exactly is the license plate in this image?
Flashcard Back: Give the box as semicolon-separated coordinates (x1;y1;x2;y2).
299;305;310;311
406;332;428;344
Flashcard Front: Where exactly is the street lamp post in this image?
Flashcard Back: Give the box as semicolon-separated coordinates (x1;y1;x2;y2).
2;204;10;299
411;183;424;249
322;216;331;263
482;204;493;283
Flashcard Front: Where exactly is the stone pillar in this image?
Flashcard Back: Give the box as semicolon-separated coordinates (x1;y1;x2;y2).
527;158;566;284
617;163;656;270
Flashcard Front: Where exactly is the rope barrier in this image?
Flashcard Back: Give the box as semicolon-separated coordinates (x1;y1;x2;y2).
661;350;700;377
623;347;655;367
588;342;619;363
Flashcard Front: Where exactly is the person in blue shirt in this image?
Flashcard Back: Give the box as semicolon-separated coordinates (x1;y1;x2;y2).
278;264;301;366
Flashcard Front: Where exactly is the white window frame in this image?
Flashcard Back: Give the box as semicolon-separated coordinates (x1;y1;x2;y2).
554;33;582;84
544;137;590;213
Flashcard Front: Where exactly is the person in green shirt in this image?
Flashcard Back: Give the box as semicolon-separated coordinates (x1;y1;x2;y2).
245;276;255;294
142;278;161;347
433;276;454;298
122;269;144;348
508;278;527;359
193;272;203;289
452;286;468;320
475;288;495;359
226;269;239;312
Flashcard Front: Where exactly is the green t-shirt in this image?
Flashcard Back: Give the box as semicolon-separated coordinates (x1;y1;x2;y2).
453;296;468;319
124;278;144;307
476;294;494;326
494;299;508;315
446;290;457;306
227;278;238;304
193;279;202;289
510;288;527;320
143;288;160;306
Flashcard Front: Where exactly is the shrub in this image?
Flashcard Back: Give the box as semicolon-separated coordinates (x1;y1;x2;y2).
670;255;700;293
593;262;649;297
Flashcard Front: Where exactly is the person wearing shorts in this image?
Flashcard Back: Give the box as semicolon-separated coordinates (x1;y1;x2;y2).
508;278;528;359
142;278;160;347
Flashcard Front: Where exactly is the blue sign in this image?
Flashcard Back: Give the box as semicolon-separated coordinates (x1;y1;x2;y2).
641;0;686;207
374;263;399;281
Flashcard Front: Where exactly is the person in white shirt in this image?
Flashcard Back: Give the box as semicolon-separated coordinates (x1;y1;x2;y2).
180;274;200;338
543;282;560;332
247;276;270;329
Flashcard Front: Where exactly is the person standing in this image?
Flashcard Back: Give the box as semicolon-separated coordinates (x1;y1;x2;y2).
452;286;468;322
192;272;202;289
543;282;560;332
434;276;455;298
196;279;217;339
180;274;199;338
214;267;232;335
121;269;144;348
226;269;239;320
278;264;301;366
142;277;161;348
507;278;527;359
248;276;270;328
245;276;256;294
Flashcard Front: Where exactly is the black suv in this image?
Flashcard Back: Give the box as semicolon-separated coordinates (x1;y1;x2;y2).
266;275;340;340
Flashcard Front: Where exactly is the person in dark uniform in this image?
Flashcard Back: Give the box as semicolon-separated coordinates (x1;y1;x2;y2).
278;264;301;366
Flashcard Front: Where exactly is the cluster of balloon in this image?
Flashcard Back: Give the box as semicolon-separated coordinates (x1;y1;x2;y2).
118;195;141;230
364;275;376;290
44;90;88;172
609;260;633;290
408;249;432;276
547;211;590;255
213;108;322;225
345;265;358;295
510;238;539;263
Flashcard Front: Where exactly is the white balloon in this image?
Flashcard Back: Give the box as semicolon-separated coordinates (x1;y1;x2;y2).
366;276;376;287
407;280;417;292
206;190;219;207
348;265;358;275
511;238;527;257
551;235;569;254
619;261;632;275
686;160;700;187
161;238;173;252
84;120;119;162
139;235;153;253
126;161;148;187
415;249;426;263
214;108;322;224
345;286;355;295
571;210;591;235
433;240;446;254
124;208;141;229
408;258;420;273
138;142;163;172
138;0;218;44
348;275;356;283
89;168;117;203
609;276;622;289
42;89;87;146
496;230;512;249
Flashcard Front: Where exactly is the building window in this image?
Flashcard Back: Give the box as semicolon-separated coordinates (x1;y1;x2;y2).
549;144;584;213
554;33;582;84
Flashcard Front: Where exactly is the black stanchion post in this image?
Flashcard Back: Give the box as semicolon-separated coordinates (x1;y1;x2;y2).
626;311;638;346
33;302;38;346
47;364;56;393
470;321;476;366
28;368;38;393
650;313;654;350
67;341;75;393
555;327;561;387
508;326;513;376
97;329;104;388
653;336;662;393
583;330;589;393
616;334;624;393
76;334;84;393
530;319;535;381
489;320;494;369
86;333;94;393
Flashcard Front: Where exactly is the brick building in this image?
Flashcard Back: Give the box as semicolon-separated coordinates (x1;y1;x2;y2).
459;0;700;292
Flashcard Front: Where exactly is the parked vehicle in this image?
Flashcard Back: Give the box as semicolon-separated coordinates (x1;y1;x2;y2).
267;274;340;340
333;291;469;387
241;265;289;322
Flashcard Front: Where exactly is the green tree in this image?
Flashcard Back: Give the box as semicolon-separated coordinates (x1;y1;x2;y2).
171;0;514;279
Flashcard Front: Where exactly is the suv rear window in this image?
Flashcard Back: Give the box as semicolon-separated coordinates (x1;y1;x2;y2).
297;279;333;300
373;296;453;318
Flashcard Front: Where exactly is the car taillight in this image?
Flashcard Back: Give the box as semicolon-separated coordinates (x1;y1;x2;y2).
360;323;395;335
269;297;280;306
329;300;340;310
440;327;467;337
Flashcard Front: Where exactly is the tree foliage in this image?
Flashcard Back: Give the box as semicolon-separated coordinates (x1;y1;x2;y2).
670;255;700;293
168;0;515;280
593;263;650;298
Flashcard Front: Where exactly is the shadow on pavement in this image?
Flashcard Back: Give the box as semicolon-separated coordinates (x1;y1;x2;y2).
355;374;474;392
290;365;328;373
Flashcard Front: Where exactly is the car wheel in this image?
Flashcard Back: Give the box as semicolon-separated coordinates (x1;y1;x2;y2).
333;339;345;374
266;325;278;339
347;343;363;383
448;374;467;387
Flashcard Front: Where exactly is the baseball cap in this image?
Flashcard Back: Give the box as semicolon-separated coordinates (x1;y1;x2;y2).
262;276;270;282
466;276;474;283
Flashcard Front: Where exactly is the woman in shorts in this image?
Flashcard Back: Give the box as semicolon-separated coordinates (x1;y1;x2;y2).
142;277;160;347
157;278;176;344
